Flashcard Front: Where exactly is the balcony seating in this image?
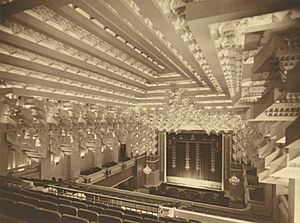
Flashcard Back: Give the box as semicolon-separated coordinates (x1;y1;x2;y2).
35;208;61;223
102;161;117;168
58;204;78;216
0;180;202;223
61;214;89;223
123;213;143;222
72;200;89;209
159;216;178;222
28;190;45;200
124;209;142;216
40;200;58;211
97;203;109;209
15;201;37;222
99;214;122;223
25;196;40;206
141;213;158;220
78;208;99;222
144;218;164;223
44;194;58;203
102;208;123;219
0;198;15;216
80;167;102;176
11;192;25;202
58;197;73;205
123;220;141;223
0;189;10;198
108;205;124;212
88;204;104;213
150;183;227;206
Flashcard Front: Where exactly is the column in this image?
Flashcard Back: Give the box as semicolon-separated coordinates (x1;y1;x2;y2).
288;179;300;223
0;124;9;175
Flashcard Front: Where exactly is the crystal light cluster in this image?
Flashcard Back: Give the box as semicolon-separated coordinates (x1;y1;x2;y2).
136;86;246;134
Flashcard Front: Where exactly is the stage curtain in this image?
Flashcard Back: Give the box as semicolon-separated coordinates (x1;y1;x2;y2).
167;133;222;183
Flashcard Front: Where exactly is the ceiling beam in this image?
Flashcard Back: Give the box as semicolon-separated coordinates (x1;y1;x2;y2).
0;53;143;97
52;5;165;74
185;0;300;98
138;101;232;108
0;71;137;103
144;89;212;97
99;0;203;85
153;76;184;83
72;0;174;74
138;95;229;103
146;83;204;91
0;88;133;107
0;0;73;23
185;23;230;96
12;13;154;83
135;0;217;92
244;18;300;51
0;30;147;89
246;18;300;34
185;0;300;24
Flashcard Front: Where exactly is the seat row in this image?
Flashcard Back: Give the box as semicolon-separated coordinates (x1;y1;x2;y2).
0;187;196;223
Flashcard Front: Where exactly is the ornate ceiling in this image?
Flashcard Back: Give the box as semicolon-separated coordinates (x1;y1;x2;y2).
0;0;299;110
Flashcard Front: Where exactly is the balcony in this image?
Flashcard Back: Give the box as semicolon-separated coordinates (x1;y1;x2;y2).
78;158;136;185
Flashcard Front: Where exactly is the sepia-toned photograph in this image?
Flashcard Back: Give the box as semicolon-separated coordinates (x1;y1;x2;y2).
0;0;299;223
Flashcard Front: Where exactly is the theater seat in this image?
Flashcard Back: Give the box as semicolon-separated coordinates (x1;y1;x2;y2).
84;199;95;206
61;214;89;223
11;192;26;202
0;198;15;216
0;189;10;198
58;197;72;205
72;201;89;209
102;208;123;218
28;191;45;200
59;204;78;216
143;218;163;223
99;214;122;223
88;204;104;214
35;208;61;223
40;200;58;211
123;220;141;223
123;213;143;222
24;196;40;206
123;209;141;216
78;208;99;222
108;206;123;212
44;194;58;203
15;201;37;222
141;213;158;220
97;203;109;209
158;216;178;222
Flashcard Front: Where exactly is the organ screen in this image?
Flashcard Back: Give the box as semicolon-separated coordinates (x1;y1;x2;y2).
166;132;224;190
